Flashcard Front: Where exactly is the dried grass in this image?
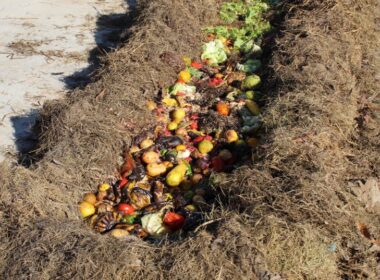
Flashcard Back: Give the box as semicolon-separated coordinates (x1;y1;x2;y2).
1;0;379;279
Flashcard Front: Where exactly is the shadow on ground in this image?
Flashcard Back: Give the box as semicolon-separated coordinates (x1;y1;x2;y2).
64;0;137;89
11;0;137;165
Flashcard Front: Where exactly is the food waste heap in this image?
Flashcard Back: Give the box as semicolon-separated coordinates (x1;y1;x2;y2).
78;0;273;240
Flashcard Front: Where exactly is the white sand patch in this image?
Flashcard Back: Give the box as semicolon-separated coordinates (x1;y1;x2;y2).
0;0;132;162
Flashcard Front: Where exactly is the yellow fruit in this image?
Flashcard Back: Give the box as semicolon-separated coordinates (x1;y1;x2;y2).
198;140;214;154
172;108;186;122
166;164;188;187
176;144;186;151
225;130;239;143
130;145;140;154
166;172;183;187
162;98;178;107
179;70;191;83
245;100;260;116
147;163;167;177
140;139;154;149
83;193;97;205
168;122;178;131
99;183;111;192
79;201;96;218
142;151;160;164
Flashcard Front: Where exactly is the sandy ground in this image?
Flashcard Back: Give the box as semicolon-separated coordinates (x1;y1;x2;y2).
0;0;131;162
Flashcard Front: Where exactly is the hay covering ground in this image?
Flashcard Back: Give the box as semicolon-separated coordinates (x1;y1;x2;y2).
1;0;379;279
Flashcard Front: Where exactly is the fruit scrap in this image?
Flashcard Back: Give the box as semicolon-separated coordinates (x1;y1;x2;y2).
216;102;230;116
163;212;185;231
179;70;191;83
191;61;202;69
79;201;96;218
79;0;272;240
225;130;239;143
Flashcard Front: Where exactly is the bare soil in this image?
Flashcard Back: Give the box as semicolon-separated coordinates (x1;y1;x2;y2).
1;0;379;279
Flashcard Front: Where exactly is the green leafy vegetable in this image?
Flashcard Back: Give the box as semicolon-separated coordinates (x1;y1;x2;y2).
205;0;271;54
201;39;228;65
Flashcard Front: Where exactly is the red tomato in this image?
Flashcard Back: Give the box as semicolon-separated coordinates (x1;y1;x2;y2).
211;156;225;172
193;136;205;143
117;203;135;215
189;121;198;130
191;61;202;69
163;212;185;231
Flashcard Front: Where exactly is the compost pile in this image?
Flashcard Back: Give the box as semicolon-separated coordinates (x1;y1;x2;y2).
78;0;272;240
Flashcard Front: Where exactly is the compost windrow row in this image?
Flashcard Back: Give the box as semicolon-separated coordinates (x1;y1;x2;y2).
79;1;273;240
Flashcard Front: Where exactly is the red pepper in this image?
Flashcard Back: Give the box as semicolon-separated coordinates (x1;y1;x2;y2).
163;212;185;231
191;61;202;69
176;92;186;96
117;203;135;215
209;77;224;87
119;177;128;188
189;121;198;130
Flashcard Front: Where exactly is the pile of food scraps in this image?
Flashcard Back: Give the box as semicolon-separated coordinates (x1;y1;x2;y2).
78;0;273;240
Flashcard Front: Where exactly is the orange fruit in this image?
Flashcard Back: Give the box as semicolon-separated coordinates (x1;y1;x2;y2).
216;102;230;116
178;71;191;83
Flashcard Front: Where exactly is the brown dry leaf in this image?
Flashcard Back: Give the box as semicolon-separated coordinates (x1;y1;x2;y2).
355;178;380;213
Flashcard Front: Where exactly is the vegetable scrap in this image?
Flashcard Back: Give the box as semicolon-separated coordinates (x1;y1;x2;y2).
79;0;272;240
